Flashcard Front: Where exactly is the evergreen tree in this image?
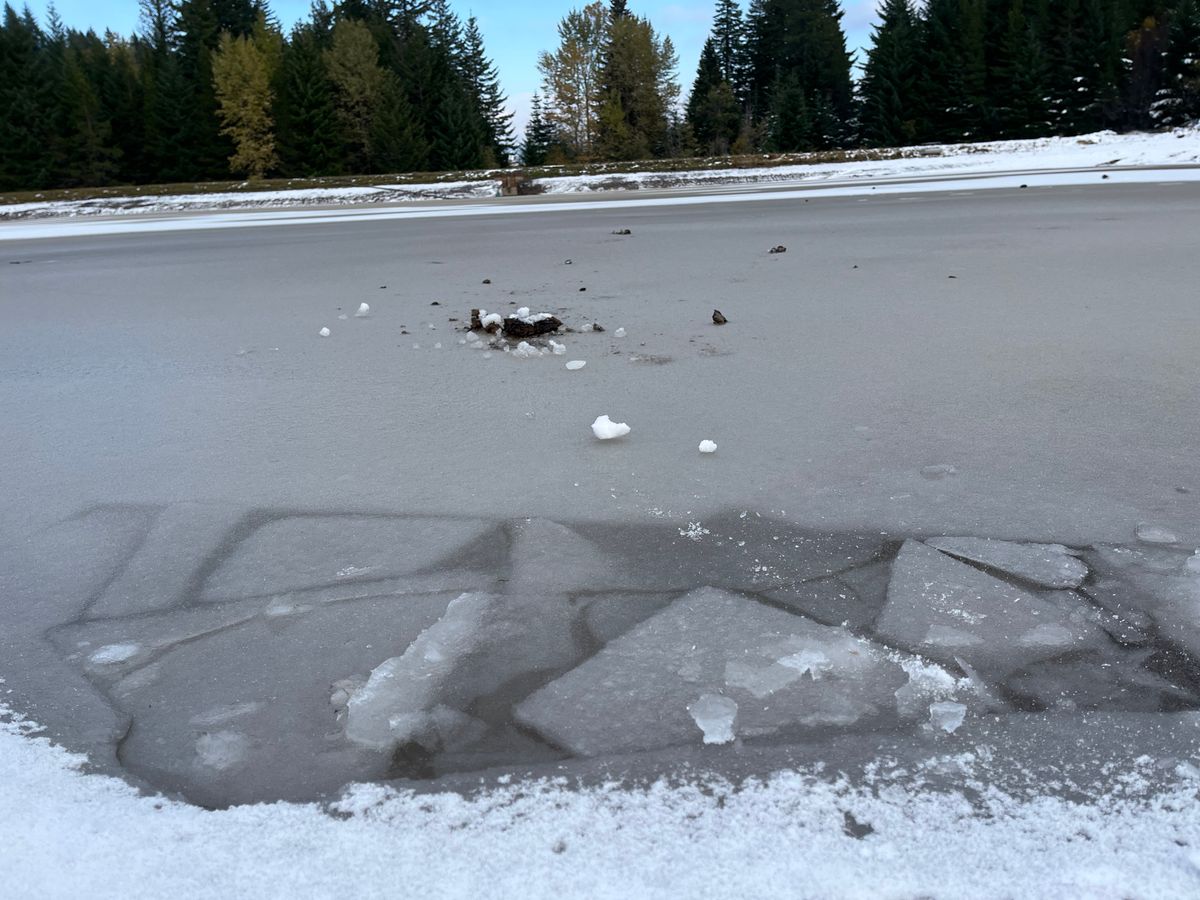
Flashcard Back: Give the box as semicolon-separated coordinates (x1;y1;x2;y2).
275;24;342;175
687;38;740;153
461;16;515;165
537;2;608;158
431;78;486;169
995;0;1051;137
712;0;746;88
1153;0;1200;125
0;5;56;190
521;91;555;164
211;15;281;177
370;70;429;171
324;18;388;171
596;11;679;160
860;0;918;146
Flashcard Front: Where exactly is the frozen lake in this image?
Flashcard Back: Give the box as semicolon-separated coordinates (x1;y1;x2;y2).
1;182;1198;812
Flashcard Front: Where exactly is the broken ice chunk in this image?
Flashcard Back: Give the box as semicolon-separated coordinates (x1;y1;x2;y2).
88;643;141;666
565;360;586;370
928;701;966;734
194;730;249;771
926;536;1088;589
318;327;331;337
1136;524;1180;545
687;694;738;744
355;302;370;317
549;340;566;355
875;541;1107;678
516;306;531;318
614;327;626;338
698;440;718;454
591;415;630;440
512;341;542;359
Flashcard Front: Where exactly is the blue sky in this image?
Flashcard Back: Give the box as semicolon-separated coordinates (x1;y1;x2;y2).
24;1;883;132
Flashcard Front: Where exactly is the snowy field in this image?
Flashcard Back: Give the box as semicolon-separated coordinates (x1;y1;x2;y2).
0;126;1197;226
3;170;1200;897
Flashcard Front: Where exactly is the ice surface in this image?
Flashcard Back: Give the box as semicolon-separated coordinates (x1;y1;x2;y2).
926;536;1088;589
565;360;586;370
875;541;1107;678
88;644;141;666
200;515;493;601
687;694;738;744
1136;524;1180;544
512;341;542;359
318;327;330;337
1187;552;1200;574
346;591;578;753
591;415;630;440
614;327;626;338
355;303;370;317
699;440;717;454
88;502;234;618
1004;650;1193;712
762;579;876;629
928;701;967;734
106;592;457;805
515;588;924;757
582;593;676;645
549;340;566;355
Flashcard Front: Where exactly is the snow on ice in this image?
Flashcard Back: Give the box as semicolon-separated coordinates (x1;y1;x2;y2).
565;360;586;370
355;303;370;317
591;415;631;440
698;440;718;454
318;327;331;337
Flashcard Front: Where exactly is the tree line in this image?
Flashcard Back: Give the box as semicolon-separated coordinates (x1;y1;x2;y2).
0;0;513;190
1;0;1197;191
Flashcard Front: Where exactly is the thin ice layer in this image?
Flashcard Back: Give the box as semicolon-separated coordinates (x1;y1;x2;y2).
515;587;921;757
926;536;1088;589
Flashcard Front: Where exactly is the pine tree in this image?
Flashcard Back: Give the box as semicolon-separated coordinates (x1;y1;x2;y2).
995;0;1051;138
370;71;429;172
431;78;486;169
687;39;740;154
521;91;555;165
324;18;388;172
276;24;342;175
712;0;747;91
596;11;680;160
0;5;57;190
1153;0;1200;125
461;16;514;165
537;2;608;159
860;0;918;146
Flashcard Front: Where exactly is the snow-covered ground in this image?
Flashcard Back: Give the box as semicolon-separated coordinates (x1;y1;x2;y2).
1;127;1196;225
5;699;1199;899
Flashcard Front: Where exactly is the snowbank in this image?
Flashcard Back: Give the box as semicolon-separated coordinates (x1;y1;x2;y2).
3;700;1199;899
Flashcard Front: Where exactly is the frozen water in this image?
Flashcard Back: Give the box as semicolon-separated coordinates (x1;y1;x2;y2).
355;303;370;318
194;731;249;772
920;464;957;480
88;643;141;666
88;502;234;618
200;515;494;601
565;360;586;370
614;327;626;338
346;591;578;753
591;415;630;440
1136;524;1181;544
875;541;1108;678
549;340;566;355
516;307;530;318
318;327;330;337
515;588;921;757
928;701;967;734
1187;552;1200;574
687;694;738;744
699;440;718;454
926;537;1088;589
582;593;677;645
1004;650;1193;712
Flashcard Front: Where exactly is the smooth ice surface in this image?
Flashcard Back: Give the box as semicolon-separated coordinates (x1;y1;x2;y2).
876;541;1107;678
926;536;1088;589
591;415;630;440
687;694;738;744
515;588;937;757
200;515;493;601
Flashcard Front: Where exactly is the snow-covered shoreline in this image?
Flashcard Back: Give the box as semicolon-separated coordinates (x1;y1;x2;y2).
4;699;1199;899
2;127;1196;223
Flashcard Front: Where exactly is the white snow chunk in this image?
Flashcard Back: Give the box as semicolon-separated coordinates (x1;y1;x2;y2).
926;536;1088;588
194;731;249;771
516;306;531;318
565;360;586;370
614;327;626;338
549;340;566;355
928;701;967;734
1136;523;1180;544
687;694;738;744
591;415;630;440
88;643;141;666
512;341;543;359
318;327;331;337
481;313;503;329
355;302;370;317
699;440;718;454
580;323;594;333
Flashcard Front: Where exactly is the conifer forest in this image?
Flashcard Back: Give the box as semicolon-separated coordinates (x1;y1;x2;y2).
1;0;1197;191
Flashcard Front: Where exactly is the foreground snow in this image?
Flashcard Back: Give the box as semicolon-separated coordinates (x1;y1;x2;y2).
4;702;1199;899
1;127;1196;226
